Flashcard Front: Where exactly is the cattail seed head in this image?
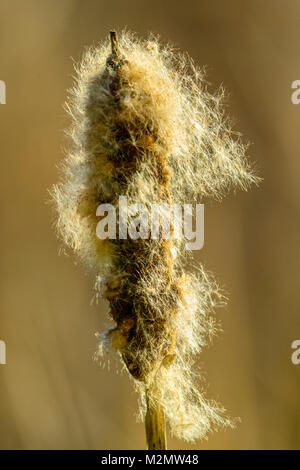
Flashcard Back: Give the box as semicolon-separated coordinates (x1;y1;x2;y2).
51;30;258;441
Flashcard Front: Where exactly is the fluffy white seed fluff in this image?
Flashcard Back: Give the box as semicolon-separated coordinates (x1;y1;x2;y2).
51;30;258;442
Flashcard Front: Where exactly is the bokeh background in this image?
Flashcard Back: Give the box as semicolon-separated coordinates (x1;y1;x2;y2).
0;0;299;450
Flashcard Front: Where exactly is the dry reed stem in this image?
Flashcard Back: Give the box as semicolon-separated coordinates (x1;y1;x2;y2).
145;389;167;450
110;30;167;450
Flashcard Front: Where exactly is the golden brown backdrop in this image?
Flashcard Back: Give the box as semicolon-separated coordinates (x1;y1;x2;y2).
0;0;299;449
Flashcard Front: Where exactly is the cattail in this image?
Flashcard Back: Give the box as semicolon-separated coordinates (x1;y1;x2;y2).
51;30;258;448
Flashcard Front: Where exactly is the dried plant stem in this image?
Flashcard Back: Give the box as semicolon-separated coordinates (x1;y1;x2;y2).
109;29;168;450
145;388;167;450
110;30;119;56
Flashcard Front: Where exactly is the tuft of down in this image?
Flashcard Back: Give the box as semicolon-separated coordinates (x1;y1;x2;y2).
52;30;258;441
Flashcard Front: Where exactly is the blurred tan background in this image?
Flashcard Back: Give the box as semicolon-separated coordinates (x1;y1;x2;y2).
0;0;299;450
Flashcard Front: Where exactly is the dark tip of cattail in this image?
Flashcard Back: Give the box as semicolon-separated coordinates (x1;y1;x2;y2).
106;30;126;71
109;30;119;56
